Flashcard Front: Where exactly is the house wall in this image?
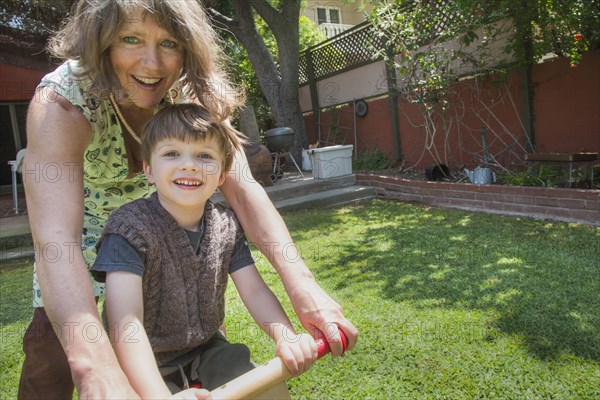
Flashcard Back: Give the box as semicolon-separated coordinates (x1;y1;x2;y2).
305;71;528;168
303;0;371;26
304;49;600;169
304;95;395;151
298;60;388;111
0;64;46;101
1;64;47;187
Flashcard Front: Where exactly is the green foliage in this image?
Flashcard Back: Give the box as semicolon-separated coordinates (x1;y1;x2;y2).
369;0;600;110
370;1;489;110
352;145;391;171
523;0;600;66
498;164;562;187
1;0;74;34
498;164;597;189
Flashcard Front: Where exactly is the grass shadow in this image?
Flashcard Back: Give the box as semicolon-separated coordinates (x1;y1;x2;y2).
0;259;34;326
285;199;600;362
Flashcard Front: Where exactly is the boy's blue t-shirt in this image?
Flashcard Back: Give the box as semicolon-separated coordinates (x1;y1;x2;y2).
91;216;254;282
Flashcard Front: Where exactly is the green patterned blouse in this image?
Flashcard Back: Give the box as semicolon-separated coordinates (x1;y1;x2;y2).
32;60;185;307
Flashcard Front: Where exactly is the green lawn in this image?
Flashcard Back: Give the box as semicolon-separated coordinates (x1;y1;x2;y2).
2;199;599;399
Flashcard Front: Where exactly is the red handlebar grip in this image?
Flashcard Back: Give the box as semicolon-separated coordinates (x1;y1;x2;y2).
315;330;349;358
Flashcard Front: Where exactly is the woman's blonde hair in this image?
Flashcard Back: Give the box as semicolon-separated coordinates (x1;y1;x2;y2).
141;104;245;174
49;0;243;119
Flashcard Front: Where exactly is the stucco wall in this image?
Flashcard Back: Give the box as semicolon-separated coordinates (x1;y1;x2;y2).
304;50;600;169
532;52;600;153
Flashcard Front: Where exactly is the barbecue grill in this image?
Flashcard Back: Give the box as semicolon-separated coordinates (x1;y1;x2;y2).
264;127;304;182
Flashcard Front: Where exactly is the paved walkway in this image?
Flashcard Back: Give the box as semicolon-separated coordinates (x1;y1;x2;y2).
0;191;26;218
1;170;379;264
0;169;310;238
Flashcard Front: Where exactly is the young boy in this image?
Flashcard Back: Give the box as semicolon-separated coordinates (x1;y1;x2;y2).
92;104;317;399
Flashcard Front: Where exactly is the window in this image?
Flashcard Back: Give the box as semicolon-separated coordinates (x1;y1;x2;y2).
0;103;28;186
329;8;340;24
317;7;341;24
317;7;327;24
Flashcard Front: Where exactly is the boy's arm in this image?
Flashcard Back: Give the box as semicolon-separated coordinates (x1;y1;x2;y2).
105;271;173;399
231;265;318;375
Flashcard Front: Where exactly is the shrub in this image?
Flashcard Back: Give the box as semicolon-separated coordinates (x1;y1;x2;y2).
353;146;391;171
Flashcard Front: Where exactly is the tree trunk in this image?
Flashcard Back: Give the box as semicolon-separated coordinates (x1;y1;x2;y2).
238;104;261;144
254;0;307;159
208;0;308;160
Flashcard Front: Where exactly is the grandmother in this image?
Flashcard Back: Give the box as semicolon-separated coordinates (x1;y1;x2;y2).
19;1;358;399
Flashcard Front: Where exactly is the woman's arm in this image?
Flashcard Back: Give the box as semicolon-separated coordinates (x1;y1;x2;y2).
220;149;359;355
231;265;317;376
104;271;173;399
24;89;139;398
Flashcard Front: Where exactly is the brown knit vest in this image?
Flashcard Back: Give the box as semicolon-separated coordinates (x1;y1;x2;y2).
100;192;243;365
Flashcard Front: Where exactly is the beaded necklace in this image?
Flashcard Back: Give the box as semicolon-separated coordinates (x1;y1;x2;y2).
109;92;142;144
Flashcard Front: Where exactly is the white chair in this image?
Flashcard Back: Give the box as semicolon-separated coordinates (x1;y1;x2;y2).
8;148;26;215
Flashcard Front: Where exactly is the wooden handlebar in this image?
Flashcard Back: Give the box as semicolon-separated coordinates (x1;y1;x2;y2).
210;332;348;399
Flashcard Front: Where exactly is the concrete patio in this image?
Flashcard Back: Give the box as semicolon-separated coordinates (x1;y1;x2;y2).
0;171;376;263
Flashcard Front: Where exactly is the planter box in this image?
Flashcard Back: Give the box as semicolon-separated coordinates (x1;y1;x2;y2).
355;173;600;226
308;145;353;180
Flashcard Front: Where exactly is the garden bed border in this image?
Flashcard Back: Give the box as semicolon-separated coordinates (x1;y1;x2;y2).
355;174;600;226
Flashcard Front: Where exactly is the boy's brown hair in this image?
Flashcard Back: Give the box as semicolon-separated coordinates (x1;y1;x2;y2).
141;104;245;174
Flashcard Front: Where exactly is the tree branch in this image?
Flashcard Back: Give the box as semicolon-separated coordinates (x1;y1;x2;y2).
205;7;238;34
248;0;280;27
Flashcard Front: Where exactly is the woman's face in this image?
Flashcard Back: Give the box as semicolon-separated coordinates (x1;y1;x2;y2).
109;11;184;110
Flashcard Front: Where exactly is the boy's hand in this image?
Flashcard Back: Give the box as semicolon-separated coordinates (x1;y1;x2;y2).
171;388;212;399
276;333;318;376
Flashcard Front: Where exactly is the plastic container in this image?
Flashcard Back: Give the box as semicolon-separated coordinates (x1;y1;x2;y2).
308;145;353;180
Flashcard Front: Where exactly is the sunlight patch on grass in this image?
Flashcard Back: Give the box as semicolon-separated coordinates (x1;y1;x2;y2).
429;266;451;280
495;288;522;305
496;257;523;265
458;215;472;226
449;234;467;241
480;277;502;290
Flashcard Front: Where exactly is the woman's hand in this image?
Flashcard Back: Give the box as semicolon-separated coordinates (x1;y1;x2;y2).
275;333;318;376
287;279;359;357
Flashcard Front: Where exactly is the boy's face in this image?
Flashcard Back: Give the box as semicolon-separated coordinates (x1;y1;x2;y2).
143;136;226;212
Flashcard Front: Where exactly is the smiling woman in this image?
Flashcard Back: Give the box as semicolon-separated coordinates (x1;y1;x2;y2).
18;1;244;398
18;1;358;399
49;0;239;118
